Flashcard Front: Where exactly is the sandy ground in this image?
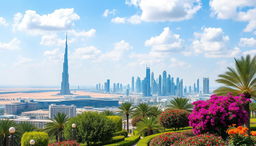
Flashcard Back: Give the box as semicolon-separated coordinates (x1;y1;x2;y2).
0;89;120;105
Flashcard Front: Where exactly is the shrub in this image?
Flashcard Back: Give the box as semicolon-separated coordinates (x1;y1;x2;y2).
113;130;128;137
131;116;143;127
107;116;122;132
189;94;249;138
178;134;225;145
21;132;48;146
159;109;189;130
48;140;79;146
64;112;115;145
105;135;140;146
227;125;254;145
149;132;188;146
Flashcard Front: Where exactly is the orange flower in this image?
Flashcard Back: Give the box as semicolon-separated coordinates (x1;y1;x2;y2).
251;131;256;136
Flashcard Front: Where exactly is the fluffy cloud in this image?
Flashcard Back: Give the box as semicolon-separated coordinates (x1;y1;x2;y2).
145;27;183;53
69;29;96;38
111;15;141;24
73;46;101;60
210;0;256;33
14;56;32;66
243;49;256;55
100;40;133;61
103;9;117;17
239;37;256;47
0;17;8;26
0;38;21;50
191;27;240;58
43;48;62;62
40;34;65;46
124;0;201;22
13;8;80;34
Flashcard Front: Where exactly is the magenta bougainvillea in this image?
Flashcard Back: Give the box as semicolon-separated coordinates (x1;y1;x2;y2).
188;93;250;137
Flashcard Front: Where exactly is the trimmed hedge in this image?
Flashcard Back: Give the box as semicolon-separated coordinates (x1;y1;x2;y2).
105;135;140;146
136;128;192;146
107;116;122;132
113;130;128;137
21;131;49;146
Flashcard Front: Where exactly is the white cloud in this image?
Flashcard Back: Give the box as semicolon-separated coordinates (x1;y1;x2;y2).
239;37;256;47
73;46;101;60
145;27;183;53
40;34;65;47
243;49;256;56
103;9;117;17
69;29;96;38
13;8;80;34
125;0;201;22
191;27;240;58
111;15;141;24
169;58;190;68
210;0;256;33
14;56;32;66
100;40;133;61
43;48;62;62
0;38;21;50
0;17;8;26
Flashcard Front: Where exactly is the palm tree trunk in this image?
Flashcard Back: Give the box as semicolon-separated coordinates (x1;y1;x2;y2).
244;92;251;133
126;114;129;132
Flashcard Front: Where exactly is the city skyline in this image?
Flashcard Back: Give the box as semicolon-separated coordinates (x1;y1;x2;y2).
0;0;255;88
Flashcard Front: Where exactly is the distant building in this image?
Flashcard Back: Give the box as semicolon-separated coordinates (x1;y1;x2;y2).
143;67;151;97
21;110;49;119
136;77;142;93
12;118;51;129
5;101;39;115
203;77;210;94
131;77;134;92
49;104;76;119
105;79;110;93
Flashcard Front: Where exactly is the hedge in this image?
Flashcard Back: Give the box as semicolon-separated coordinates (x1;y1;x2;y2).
136;128;192;146
21;131;49;146
107;116;122;132
104;135;140;146
113;130;128;137
80;136;125;146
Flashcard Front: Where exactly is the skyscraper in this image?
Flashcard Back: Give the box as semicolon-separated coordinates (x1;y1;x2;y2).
105;79;110;93
131;76;134;92
197;79;199;93
60;34;71;95
162;71;167;96
143;67;151;96
203;77;210;94
136;77;141;93
158;75;162;96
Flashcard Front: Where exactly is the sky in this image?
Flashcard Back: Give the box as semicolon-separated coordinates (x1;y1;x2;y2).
0;0;255;89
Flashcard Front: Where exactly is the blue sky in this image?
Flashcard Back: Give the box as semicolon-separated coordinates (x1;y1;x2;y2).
0;0;255;89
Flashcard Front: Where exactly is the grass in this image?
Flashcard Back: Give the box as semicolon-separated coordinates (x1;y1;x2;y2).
104;135;140;146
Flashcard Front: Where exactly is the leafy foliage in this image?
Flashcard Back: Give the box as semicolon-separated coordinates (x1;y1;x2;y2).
0;119;16;146
113;130;128;137
167;97;193;111
107;116;122;132
133;103;153;118
21;131;49;146
178;134;225;145
159;109;189;130
149;132;188;146
64;112;115;144
102;110;115;116
131;116;143;127
119;102;133;131
44;113;68;142
136;117;162;136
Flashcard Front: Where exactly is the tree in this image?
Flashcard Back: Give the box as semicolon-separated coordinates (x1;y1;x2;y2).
0;120;16;146
214;55;256;131
119;102;133;132
133;103;152;118
44;113;68;142
149;106;162;117
64;112;115;145
167;97;193;111
17;122;36;136
136;117;162;136
102;110;115;116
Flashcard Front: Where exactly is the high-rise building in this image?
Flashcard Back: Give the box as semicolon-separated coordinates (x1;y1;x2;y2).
49;104;76;119
143;67;151;96
197;79;199;93
131;76;134;92
162;71;167;96
203;77;210;94
158;75;162;96
60;34;71;95
150;72;155;94
136;77;141;93
105;79;110;93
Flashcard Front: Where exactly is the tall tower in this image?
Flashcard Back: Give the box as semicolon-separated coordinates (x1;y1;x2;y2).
60;34;71;95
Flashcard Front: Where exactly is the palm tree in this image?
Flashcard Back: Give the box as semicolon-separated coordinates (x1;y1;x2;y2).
149;106;162;117
17;122;36;136
167;97;193;111
214;55;256;131
44;113;69;142
0;119;16;146
133;103;152;118
119;102;133;132
102;110;115;116
136;117;162;136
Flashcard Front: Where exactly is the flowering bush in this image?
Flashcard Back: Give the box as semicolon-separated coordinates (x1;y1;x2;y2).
188;93;250;138
149;132;188;146
178;134;225;145
48;140;80;146
227;125;254;145
159;109;189;130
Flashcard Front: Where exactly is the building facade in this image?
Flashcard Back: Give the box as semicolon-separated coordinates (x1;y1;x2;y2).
49;104;76;119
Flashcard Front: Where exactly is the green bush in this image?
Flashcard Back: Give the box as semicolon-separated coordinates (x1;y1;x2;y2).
105;135;140;146
113;130;128;137
131;116;143;127
107;116;122;132
21;131;48;146
159;109;189;130
179;134;225;145
64;112;115;145
149;132;190;146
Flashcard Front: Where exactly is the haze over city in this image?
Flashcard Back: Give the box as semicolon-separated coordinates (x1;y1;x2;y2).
0;0;255;88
